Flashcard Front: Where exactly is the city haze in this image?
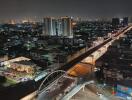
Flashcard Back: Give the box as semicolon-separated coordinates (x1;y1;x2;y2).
0;0;132;21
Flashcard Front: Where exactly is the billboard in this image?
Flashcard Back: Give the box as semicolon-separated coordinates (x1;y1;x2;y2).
117;85;132;96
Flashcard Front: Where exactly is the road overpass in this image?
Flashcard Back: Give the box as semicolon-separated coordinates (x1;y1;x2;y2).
21;25;132;100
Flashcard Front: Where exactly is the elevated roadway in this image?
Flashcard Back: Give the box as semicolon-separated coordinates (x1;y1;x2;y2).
21;25;132;100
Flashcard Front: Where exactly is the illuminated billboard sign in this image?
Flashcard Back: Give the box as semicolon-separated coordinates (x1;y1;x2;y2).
117;85;132;96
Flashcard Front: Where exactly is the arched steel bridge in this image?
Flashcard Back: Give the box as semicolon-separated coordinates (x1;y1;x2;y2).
38;70;67;94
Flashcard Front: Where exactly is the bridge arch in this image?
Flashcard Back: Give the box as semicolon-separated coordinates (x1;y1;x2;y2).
38;70;67;93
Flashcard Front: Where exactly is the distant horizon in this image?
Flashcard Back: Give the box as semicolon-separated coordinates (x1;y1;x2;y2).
0;0;132;22
0;15;131;23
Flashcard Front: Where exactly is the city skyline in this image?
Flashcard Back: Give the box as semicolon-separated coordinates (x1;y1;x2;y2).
0;0;132;21
0;1;132;98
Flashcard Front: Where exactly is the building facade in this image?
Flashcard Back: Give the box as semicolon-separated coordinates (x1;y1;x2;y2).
43;17;73;37
61;17;73;37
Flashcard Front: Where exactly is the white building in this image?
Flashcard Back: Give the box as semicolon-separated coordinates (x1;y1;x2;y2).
42;17;73;37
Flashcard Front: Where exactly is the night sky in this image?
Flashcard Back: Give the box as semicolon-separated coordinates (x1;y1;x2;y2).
0;0;132;20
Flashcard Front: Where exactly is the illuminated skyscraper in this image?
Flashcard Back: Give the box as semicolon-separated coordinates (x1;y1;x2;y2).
57;19;63;36
52;18;58;36
42;17;73;37
42;17;53;36
43;17;60;36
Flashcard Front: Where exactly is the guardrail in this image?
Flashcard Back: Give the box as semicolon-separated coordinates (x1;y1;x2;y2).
61;80;94;100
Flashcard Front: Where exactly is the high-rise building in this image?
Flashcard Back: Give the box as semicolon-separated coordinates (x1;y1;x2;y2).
122;17;128;26
61;17;73;37
42;17;53;36
42;17;62;36
42;17;73;37
52;18;58;36
57;19;63;36
112;18;120;27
